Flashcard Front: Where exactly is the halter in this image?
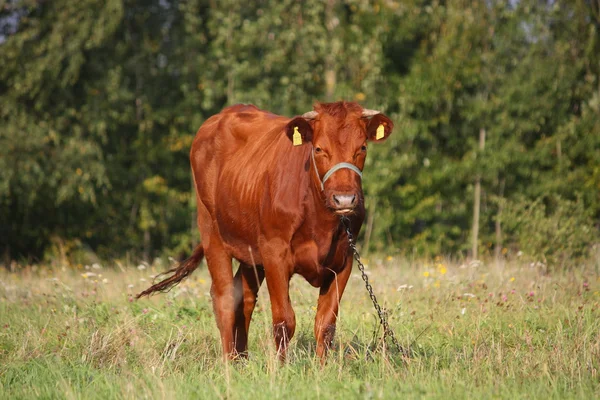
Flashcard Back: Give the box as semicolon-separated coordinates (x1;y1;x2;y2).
311;149;363;191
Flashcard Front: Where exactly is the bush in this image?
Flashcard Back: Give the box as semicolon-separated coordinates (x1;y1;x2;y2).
502;195;599;269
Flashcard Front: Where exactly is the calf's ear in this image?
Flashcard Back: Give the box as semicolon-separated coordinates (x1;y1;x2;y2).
365;114;393;142
285;117;313;146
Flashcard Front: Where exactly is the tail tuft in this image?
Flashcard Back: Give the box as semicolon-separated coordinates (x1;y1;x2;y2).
136;244;205;299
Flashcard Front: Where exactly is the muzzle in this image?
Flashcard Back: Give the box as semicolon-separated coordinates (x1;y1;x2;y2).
311;149;362;191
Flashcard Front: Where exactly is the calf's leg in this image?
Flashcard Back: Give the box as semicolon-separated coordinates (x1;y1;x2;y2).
204;235;237;359
314;254;353;360
232;263;265;356
261;239;296;360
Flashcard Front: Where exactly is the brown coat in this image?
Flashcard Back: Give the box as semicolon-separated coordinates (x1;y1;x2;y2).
138;101;393;361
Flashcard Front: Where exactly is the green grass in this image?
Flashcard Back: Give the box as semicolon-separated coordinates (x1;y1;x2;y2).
1;257;599;399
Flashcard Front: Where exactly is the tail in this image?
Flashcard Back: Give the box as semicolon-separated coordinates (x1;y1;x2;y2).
136;243;205;299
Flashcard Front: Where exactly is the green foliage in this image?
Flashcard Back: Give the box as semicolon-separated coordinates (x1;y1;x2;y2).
0;0;599;262
502;196;599;269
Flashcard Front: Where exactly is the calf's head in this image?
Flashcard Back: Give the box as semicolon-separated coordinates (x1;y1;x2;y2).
285;102;393;215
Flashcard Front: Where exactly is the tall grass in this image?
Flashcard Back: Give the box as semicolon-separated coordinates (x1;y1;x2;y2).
1;257;599;399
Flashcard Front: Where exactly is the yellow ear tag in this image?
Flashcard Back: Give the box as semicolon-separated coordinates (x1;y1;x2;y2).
376;124;385;140
292;126;302;146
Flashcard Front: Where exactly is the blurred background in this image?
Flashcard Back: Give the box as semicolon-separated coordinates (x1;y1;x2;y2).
0;0;598;268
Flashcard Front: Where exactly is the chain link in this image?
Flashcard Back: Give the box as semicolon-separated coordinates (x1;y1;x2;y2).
341;217;407;358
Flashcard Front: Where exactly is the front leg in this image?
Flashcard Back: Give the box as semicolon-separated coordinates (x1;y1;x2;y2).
314;252;353;360
261;238;296;361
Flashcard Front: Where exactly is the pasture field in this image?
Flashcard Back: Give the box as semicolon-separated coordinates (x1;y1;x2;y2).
1;257;599;399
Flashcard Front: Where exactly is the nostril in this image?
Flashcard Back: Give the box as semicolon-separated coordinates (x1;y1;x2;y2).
351;195;356;205
333;195;340;205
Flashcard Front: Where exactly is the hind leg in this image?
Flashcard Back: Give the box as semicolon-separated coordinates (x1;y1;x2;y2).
233;263;265;356
203;233;238;359
193;189;238;359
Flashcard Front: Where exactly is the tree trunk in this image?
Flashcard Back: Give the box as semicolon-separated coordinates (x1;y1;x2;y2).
363;197;376;256
143;229;151;262
226;9;235;104
3;246;10;270
471;128;486;259
494;177;505;261
325;0;337;101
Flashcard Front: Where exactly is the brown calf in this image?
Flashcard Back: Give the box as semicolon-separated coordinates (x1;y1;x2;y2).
138;101;393;361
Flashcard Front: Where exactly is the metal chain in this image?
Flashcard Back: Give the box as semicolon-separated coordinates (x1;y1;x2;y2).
341;217;407;357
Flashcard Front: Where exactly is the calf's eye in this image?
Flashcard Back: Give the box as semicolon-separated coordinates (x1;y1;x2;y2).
315;147;322;153
361;145;367;151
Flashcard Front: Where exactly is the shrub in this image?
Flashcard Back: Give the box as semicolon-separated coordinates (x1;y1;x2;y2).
502;195;599;269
